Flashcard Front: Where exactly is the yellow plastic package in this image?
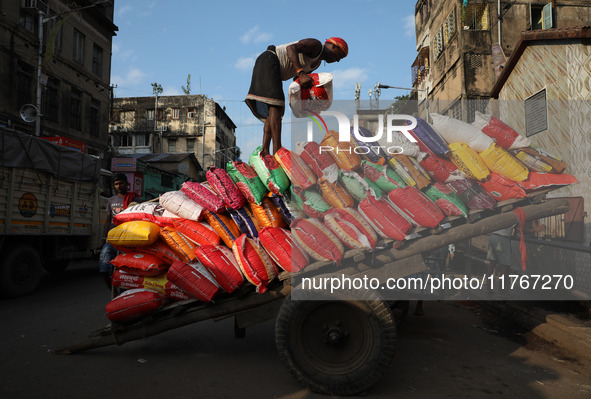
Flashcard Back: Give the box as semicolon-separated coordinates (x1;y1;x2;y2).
479;143;529;182
387;155;431;189
320;130;362;171
107;220;161;247
448;143;490;181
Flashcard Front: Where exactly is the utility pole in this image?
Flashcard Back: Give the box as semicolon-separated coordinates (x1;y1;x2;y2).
35;8;45;136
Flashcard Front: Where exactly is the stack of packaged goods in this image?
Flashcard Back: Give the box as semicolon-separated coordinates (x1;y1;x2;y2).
103;112;578;323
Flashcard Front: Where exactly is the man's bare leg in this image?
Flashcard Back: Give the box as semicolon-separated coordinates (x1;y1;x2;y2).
264;105;282;155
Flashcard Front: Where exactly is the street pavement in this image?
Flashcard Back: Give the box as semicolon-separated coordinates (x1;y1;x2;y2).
1;260;590;398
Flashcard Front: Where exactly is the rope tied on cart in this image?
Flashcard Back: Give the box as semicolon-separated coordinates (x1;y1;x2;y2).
513;207;527;272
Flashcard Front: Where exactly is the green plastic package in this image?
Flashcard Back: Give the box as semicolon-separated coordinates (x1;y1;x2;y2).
249;146;290;194
423;183;469;218
226;161;269;204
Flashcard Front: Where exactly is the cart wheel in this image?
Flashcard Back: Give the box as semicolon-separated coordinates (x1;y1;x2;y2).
275;289;396;396
0;244;43;297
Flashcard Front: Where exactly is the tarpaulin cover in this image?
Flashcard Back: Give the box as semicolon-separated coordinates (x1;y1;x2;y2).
0;128;101;181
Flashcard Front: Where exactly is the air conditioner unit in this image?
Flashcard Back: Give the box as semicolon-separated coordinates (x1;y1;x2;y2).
187;112;195;118
110;126;118;132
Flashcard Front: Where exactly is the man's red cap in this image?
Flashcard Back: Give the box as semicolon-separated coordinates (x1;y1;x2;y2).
326;37;348;57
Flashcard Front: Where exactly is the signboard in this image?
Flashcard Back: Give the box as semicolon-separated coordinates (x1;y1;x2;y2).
525;89;548;137
42;136;86;153
111;157;137;172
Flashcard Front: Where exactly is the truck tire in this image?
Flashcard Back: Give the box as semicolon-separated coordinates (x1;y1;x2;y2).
275;289;396;396
0;244;43;297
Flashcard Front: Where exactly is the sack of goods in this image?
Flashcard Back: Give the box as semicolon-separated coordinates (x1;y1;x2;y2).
102;109;578;325
288;72;333;118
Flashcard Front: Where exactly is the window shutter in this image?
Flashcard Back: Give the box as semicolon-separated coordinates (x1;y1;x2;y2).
542;3;552;30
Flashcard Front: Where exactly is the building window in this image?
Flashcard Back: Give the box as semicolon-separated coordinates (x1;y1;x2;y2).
463;3;489;30
187;107;196;119
111;109;121;123
444;8;456;45
187;138;195;152
525;89;548;137
119;134;133;146
136;134;148;147
73;29;85;64
19;13;35;33
448;100;462;120
147;109;155;120
466;53;484;69
17;70;33;108
172;108;180;119
70;89;82;130
168;138;177;152
92;44;103;76
156;109;165;121
90;99;100;137
44;18;63;53
467;97;489;124
45;79;59;122
433;29;443;59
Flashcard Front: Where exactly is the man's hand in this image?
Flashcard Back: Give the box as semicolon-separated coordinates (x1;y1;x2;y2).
298;72;314;90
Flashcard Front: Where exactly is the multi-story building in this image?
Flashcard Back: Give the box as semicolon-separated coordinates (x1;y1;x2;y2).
109;95;238;173
412;0;591;122
0;0;117;156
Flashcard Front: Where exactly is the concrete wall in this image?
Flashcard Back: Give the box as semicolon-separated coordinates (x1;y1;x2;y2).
495;39;591;294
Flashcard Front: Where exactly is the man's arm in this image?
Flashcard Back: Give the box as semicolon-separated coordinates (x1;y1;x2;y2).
286;38;322;89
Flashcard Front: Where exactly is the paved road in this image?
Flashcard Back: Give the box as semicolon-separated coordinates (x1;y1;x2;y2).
1;260;590;399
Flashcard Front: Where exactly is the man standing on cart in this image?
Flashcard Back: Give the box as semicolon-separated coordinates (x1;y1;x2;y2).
245;37;348;156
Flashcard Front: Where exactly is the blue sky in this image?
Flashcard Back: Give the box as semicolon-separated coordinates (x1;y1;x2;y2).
110;0;418;158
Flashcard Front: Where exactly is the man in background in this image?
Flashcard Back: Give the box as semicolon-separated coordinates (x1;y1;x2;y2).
98;173;139;288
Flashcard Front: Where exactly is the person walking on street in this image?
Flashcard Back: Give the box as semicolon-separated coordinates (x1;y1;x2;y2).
245;37;348;156
98;173;139;288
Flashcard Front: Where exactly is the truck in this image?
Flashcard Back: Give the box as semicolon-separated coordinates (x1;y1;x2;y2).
56;188;570;395
0;127;107;297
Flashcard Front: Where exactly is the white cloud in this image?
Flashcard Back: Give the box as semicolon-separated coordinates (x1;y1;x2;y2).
234;56;256;71
239;26;272;45
162;87;181;96
117;4;133;18
403;14;415;38
331;68;369;90
111;67;148;88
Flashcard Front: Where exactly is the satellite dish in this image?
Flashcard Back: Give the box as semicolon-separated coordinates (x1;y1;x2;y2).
20;104;39;123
